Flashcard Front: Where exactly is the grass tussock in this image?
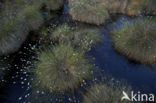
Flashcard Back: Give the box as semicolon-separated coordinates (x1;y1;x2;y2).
33;43;93;92
82;82;131;103
111;17;156;64
69;0;109;25
126;0;148;16
126;0;156;15
0;0;43;55
96;0;156;16
50;24;102;51
17;5;43;30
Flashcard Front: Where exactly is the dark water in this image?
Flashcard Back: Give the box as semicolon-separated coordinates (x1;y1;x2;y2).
0;3;156;103
0;39;37;103
88;16;156;94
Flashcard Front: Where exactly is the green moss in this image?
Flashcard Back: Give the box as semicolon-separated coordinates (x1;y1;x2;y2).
82;82;131;103
69;0;109;25
33;43;93;92
50;24;102;51
111;17;156;64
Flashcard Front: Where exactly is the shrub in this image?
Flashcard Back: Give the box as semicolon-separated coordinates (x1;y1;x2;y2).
33;43;93;92
69;0;109;25
111;17;156;64
50;24;102;51
82;83;131;103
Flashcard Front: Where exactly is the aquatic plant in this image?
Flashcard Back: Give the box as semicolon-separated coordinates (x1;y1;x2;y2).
82;82;131;103
111;17;156;64
43;0;64;10
33;43;93;92
50;24;101;51
69;0;109;25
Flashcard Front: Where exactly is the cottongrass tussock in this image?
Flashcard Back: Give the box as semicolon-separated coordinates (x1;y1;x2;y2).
33;43;93;92
82;82;131;103
50;24;102;51
111;17;156;64
0;0;43;55
69;0;109;25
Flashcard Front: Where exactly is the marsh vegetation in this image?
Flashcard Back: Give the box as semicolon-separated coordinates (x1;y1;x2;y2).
33;43;93;92
0;0;155;103
111;17;156;64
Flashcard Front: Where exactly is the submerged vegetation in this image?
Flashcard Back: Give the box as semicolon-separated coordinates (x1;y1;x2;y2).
69;0;109;25
50;24;102;51
33;43;93;92
111;17;156;64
